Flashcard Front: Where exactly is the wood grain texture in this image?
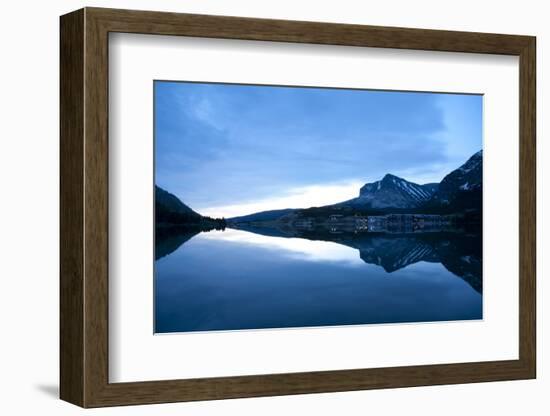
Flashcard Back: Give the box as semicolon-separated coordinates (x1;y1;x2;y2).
89;7;532;54
518;38;536;375
59;8;85;407
83;10;110;406
59;7;537;408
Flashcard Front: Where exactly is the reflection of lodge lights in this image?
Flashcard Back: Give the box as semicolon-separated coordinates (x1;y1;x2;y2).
290;214;455;234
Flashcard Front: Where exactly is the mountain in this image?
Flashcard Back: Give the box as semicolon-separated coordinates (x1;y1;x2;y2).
228;208;296;224
155;185;226;230
155;185;202;223
421;183;439;195
327;151;481;213
339;174;438;210
431;150;482;204
228;150;482;224
426;150;482;212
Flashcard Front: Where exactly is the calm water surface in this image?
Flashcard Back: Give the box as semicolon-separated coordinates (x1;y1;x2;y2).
155;228;482;333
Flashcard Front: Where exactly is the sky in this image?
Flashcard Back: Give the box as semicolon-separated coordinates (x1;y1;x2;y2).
155;81;482;218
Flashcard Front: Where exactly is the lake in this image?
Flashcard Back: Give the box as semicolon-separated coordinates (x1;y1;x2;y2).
154;228;482;333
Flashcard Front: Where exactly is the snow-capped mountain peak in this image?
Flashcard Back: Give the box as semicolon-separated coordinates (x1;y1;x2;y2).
433;150;483;203
339;150;482;211
458;150;482;174
346;174;438;209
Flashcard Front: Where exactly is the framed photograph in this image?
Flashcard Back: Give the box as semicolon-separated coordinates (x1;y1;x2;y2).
60;7;536;407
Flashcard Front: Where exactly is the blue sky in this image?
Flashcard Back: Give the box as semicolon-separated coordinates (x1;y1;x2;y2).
155;81;482;218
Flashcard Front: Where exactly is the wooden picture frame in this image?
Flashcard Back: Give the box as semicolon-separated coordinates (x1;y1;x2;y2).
60;7;536;408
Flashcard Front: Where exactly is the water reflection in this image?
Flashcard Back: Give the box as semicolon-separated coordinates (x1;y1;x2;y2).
200;229;365;266
157;225;482;293
155;225;482;333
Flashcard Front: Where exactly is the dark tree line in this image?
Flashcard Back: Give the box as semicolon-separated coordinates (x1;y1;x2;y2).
155;202;227;231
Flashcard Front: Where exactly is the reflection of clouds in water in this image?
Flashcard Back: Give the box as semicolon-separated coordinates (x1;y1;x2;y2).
199;229;364;266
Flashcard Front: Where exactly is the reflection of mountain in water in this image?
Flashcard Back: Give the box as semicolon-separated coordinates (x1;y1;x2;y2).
346;233;481;293
156;223;482;294
155;227;200;260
